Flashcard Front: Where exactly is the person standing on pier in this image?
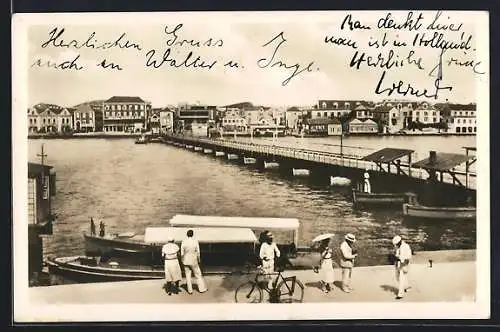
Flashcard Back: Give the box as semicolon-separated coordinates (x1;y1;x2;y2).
259;232;281;289
181;229;207;294
318;238;335;293
162;236;183;295
90;218;96;236
363;172;371;193
392;235;412;299
339;233;357;293
99;220;105;237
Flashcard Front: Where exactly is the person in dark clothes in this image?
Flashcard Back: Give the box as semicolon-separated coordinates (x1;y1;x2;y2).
99;221;105;237
90;218;96;236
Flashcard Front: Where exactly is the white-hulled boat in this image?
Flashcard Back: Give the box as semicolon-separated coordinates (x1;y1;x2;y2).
402;204;476;220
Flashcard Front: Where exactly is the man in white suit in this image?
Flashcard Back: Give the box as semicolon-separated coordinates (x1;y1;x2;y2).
181;229;208;294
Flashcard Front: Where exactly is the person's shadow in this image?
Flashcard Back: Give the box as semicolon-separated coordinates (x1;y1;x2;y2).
380;284;399;295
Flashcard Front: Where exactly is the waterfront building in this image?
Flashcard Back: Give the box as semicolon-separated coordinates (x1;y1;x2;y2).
28;161;56;284
102;96;151;133
313;100;374;119
409;102;441;125
28;107;40;133
354;104;374;120
31;103;73;134
73;104;95;132
159;108;175;134
221;109;248;133
149;108;161;134
439;103;477;134
348;118;378;134
177;104;216;129
304;118;342;136
285;107;306;133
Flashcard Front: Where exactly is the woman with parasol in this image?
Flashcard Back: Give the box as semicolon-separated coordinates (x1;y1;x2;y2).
312;233;335;293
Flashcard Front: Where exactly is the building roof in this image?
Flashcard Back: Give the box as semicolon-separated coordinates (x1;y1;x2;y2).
105;96;145;103
28;162;53;175
362;148;414;163
413;153;475;171
318;100;374;109
373;105;394;113
354;105;369;111
224;102;254;109
305;118;341;125
75;103;95;113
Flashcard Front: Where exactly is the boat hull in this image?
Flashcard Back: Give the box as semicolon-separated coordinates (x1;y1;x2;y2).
84;233;156;257
403;204;476;220
352;190;409;206
46;256;165;283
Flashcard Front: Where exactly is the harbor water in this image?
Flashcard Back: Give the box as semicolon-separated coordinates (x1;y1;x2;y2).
28;135;476;273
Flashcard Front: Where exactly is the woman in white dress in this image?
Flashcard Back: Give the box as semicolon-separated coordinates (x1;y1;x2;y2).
319;238;335;293
162;236;183;295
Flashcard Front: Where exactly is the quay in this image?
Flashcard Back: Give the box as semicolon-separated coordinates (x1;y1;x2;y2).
30;250;476;305
159;135;476;205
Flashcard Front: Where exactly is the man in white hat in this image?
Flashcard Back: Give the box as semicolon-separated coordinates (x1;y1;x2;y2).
181;229;207;294
162;236;183;295
392;235;412;299
259;231;281;289
363;171;371;193
339;233;357;292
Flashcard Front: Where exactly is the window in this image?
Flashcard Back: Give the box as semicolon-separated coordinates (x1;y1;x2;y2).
468;127;473;133
134;112;138;117
112;112;115;117
105;111;109;117
135;105;139;110
433;117;437;122
140;111;144;117
117;112;121;117
322;102;327;108
457;119;461;123
397;103;402;109
140;105;144;110
474;127;477;132
408;104;413;109
324;112;327;117
105;105;109;110
317;112;321;117
424;111;428;116
345;102;350;108
333;103;338;109
416;112;420;116
111;105;115;110
456;127;461;133
424;117;428;122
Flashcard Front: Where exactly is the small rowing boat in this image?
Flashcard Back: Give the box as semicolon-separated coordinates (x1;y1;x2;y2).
402;203;476;220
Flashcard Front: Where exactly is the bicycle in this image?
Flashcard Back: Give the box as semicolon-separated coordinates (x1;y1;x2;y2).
234;264;305;303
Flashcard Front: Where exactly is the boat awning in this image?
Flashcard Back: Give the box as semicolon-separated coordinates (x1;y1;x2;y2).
169;214;300;231
412;153;475;171
361;148;414;163
144;227;257;244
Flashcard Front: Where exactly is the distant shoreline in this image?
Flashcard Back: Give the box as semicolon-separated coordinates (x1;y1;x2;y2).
28;132;477;139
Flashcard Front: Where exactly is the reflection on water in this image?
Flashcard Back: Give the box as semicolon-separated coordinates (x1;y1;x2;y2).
28;137;476;268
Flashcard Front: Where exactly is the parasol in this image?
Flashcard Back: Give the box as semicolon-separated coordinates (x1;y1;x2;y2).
312;233;335;243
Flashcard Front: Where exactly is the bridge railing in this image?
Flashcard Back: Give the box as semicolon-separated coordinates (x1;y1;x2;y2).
167;135;476;190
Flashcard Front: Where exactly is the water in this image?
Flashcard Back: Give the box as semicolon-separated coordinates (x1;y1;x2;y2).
28;136;476;270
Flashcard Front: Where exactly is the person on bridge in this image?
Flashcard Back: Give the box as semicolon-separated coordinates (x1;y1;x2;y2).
392;235;412;299
363;172;371;193
340;233;357;293
181;229;207;294
259;231;281;289
90;217;96;236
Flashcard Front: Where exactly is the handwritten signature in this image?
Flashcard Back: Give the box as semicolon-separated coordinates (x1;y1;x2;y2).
257;32;318;86
375;50;453;99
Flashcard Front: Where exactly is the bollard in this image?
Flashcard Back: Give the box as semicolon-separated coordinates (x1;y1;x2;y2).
429;259;433;268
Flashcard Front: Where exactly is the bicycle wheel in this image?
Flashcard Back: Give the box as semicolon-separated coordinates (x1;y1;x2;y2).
276;277;304;303
235;281;263;303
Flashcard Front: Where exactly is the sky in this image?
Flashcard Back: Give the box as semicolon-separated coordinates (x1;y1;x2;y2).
22;11;488;108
